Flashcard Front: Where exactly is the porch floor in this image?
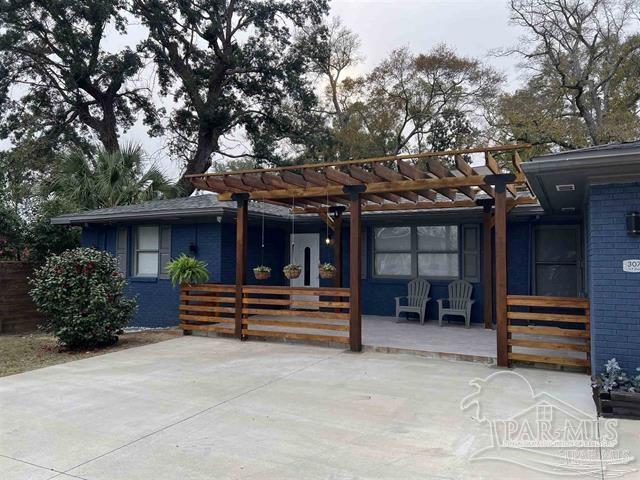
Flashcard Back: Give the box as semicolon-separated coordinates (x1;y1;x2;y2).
363;315;497;362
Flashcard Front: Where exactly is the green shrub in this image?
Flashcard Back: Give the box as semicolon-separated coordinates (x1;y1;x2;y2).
25;199;81;267
30;248;137;349
0;203;25;260
165;254;209;287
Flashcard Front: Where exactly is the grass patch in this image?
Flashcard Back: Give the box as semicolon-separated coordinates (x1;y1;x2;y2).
0;329;182;377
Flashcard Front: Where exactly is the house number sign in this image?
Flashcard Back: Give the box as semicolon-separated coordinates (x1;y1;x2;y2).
623;259;640;273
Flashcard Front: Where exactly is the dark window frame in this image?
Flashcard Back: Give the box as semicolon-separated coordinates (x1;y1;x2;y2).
372;226;413;279
372;224;469;281
531;224;583;297
416;225;459;280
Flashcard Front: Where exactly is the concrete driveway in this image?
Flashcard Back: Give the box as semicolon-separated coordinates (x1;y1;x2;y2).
1;337;638;480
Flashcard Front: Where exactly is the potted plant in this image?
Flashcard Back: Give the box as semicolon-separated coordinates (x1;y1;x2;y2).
319;262;336;279
283;263;301;279
592;358;640;420
165;254;209;287
253;265;271;280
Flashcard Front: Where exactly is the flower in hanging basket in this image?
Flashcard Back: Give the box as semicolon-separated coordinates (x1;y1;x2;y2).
319;262;336;279
253;265;271;280
283;263;301;279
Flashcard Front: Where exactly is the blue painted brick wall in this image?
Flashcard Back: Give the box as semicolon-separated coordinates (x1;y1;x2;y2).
588;182;640;373
79;213;570;331
82;222;223;328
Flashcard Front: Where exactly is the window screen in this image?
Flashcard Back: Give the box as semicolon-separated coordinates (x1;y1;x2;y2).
533;226;580;297
417;226;458;278
374;227;412;276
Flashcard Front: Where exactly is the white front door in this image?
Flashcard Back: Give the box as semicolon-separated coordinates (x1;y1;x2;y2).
289;233;319;307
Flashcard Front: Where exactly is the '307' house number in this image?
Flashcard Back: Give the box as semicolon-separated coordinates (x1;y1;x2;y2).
623;259;640;273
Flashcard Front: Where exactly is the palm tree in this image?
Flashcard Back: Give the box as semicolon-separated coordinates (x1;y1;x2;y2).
50;144;181;210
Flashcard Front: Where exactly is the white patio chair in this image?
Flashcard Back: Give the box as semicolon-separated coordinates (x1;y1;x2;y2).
395;279;431;324
437;280;475;328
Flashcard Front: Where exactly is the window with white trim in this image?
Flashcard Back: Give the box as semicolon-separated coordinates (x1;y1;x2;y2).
134;226;160;277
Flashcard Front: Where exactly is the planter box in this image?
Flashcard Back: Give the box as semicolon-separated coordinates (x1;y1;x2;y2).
593;385;640;420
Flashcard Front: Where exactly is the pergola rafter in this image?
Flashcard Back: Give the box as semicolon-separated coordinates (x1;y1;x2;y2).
186;144;533;212
188;144;534;363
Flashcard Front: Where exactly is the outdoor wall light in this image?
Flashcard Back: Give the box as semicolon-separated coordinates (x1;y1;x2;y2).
189;242;199;254
627;212;640;236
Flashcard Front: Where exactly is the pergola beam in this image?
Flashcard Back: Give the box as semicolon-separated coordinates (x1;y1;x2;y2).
425;157;475;200
456;155;494;198
295;196;537;214
372;164;421;202
186;143;529;179
217;174;518;202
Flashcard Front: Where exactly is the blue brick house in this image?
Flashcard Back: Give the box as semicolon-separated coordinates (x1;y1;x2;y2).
53;141;640;372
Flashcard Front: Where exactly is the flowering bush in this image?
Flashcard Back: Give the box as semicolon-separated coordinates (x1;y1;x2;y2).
30;248;137;349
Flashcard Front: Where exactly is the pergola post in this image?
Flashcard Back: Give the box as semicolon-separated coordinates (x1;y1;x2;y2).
329;206;346;288
476;199;495;330
485;174;515;368
344;185;366;352
232;193;249;339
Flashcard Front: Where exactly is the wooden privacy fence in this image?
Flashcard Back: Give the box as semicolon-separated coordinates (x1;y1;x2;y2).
0;261;42;333
179;284;350;345
506;295;590;371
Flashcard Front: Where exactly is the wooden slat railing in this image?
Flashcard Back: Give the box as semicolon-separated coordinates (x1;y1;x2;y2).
242;286;350;344
179;284;236;335
179;284;350;345
506;295;590;372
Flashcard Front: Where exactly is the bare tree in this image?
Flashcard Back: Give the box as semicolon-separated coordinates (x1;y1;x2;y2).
508;0;640;145
344;46;503;157
309;17;363;120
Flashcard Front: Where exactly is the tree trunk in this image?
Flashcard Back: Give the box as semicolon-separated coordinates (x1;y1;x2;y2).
98;123;121;154
177;127;221;196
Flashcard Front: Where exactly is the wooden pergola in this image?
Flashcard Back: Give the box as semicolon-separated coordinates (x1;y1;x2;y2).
187;144;536;367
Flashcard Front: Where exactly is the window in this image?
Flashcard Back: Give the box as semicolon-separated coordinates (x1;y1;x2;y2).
133;225;171;278
135;226;160;277
417;226;458;278
533;226;581;297
373;225;466;279
374;227;412;276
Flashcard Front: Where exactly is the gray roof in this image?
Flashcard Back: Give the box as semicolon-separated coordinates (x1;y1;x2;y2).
523;139;640;215
51;194;291;225
52;190;542;225
531;139;640;163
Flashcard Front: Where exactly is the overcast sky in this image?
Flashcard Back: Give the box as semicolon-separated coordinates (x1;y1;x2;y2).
5;0;529;179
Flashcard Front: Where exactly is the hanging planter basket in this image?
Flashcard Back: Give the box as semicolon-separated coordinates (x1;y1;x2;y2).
253;266;271;281
319;263;336;279
283;264;301;279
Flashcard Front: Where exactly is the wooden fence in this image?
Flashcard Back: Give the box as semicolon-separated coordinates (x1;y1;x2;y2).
0;261;42;333
506;295;590;371
179;284;350;345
